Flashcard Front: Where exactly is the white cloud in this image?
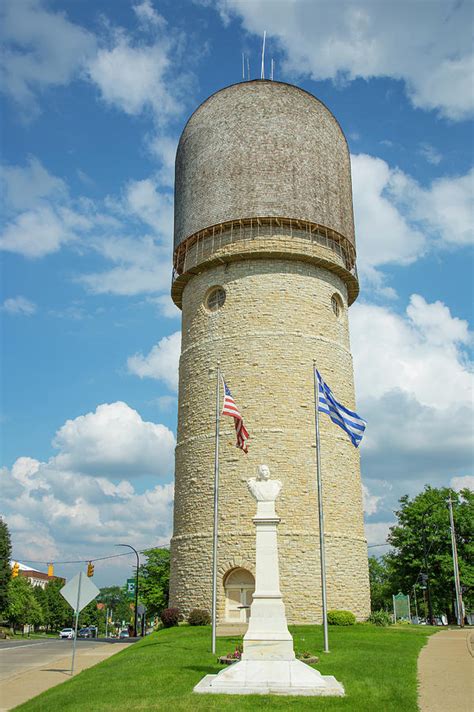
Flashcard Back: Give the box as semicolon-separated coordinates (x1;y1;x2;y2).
133;0;165;28
362;483;382;516
1;401;176;572
87;33;178;121
147;135;178;187
364;521;394;548
212;0;474;120
52;401;175;478
352;295;473;488
125;178;174;238
1;156;67;212
79;235;170;296
0;205;75;258
147;294;181;319
351;155;474;289
450;475;474;493
0;0;96;115
351;154;425;281
418;143;442;166
2;455;174;569
2;296;37;316
0;157;95;258
352;295;472;410
127;331;181;391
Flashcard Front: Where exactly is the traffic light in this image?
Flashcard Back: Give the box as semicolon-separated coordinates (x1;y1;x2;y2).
87;561;95;577
11;562;20;578
47;563;54;577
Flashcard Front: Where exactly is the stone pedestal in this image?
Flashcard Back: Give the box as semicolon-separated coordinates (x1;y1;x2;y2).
194;465;344;697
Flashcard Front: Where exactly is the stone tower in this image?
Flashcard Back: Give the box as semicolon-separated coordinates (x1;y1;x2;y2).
169;80;370;625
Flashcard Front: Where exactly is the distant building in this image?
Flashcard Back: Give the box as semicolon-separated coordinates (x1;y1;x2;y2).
11;561;65;589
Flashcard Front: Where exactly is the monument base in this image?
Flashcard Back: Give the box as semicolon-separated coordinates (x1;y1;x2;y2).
193;659;344;696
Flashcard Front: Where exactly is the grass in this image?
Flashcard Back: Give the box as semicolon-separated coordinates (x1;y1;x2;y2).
15;624;437;711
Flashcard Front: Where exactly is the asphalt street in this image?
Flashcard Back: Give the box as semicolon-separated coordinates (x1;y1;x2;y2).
0;638;134;682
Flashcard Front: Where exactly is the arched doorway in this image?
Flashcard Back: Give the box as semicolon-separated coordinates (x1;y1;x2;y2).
224;568;255;623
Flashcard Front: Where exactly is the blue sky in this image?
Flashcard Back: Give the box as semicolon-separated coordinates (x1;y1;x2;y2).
1;0;473;586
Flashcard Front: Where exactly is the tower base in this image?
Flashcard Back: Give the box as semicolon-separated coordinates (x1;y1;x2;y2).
193;659;344;696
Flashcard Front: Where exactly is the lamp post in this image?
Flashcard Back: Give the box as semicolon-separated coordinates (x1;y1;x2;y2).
117;544;140;637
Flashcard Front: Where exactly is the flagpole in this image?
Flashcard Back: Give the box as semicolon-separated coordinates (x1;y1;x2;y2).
313;363;329;654
211;362;221;654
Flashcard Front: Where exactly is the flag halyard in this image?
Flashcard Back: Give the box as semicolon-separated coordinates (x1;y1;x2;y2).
222;381;249;453
316;370;366;447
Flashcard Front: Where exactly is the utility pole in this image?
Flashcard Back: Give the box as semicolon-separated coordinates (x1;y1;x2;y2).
447;495;464;627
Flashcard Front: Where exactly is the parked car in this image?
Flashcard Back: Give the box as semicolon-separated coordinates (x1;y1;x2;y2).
78;628;93;638
59;628;75;639
119;630;130;639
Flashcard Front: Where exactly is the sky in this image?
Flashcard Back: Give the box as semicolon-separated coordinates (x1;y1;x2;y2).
1;0;473;587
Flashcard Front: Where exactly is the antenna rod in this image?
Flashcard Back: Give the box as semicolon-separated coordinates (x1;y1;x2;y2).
247;56;250;81
271;58;274;81
261;30;266;79
242;52;245;80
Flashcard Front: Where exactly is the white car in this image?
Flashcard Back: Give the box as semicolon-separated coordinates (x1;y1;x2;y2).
59;628;75;639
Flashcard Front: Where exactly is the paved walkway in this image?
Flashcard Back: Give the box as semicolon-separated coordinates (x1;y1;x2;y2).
418;628;473;712
0;640;131;710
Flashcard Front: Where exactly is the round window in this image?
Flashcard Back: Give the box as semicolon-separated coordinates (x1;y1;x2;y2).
331;293;343;317
205;287;226;312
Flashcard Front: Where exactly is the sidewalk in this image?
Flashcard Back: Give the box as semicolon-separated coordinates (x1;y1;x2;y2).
418;628;473;712
0;641;130;711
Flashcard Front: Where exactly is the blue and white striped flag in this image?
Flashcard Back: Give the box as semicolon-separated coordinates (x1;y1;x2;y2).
316;370;366;448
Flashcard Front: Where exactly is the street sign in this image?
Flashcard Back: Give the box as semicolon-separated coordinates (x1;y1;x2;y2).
60;572;100;613
126;578;136;599
59;571;100;677
137;604;146;616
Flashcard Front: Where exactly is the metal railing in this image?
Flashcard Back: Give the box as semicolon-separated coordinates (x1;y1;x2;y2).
172;216;357;283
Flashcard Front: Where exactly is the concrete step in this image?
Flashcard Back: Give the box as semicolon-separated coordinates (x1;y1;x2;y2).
216;623;248;637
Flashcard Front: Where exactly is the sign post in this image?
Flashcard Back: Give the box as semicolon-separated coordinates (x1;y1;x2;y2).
60;571;100;675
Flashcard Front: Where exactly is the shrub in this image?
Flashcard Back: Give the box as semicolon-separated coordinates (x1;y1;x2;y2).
368;610;392;627
160;607;180;628
327;610;356;626
188;609;211;626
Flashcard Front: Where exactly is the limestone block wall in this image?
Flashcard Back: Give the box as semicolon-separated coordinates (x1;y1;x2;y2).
169;256;370;623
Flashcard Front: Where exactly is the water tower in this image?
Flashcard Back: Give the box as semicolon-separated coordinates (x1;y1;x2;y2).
169;80;370;626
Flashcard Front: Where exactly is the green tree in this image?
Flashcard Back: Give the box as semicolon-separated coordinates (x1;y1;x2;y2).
98;585;133;629
44;578;72;631
138;548;170;617
7;577;43;631
368;556;392;611
386;486;473;622
0;517;12;615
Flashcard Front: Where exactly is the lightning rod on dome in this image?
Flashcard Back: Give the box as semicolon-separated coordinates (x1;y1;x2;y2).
271;58;275;81
247;56;250;81
260;30;266;79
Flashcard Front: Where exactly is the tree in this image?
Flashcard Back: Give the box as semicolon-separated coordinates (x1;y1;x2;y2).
0;517;12;615
7;577;43;631
138;548;170;617
368;556;392;611
386;486;473;622
97;586;133;628
44;578;72;631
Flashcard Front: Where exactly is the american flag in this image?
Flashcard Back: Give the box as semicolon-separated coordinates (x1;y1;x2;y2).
222;381;249;453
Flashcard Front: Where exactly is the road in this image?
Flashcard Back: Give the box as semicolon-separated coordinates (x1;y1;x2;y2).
0;638;135;681
0;638;135;710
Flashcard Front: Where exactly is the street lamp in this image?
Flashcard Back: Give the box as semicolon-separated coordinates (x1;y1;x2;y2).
117;544;140;637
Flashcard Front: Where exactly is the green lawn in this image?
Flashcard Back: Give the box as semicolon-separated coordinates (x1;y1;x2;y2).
15;624;437;712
